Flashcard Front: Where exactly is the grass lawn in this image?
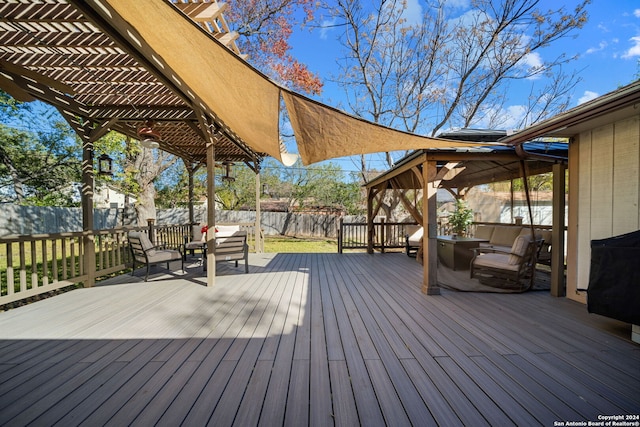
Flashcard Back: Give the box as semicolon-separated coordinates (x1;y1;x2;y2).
263;235;338;253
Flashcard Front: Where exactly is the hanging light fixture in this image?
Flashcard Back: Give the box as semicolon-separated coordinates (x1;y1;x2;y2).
137;119;161;149
221;160;235;183
97;153;113;176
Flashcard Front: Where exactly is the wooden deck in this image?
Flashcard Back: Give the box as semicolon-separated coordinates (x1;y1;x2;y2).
0;253;638;426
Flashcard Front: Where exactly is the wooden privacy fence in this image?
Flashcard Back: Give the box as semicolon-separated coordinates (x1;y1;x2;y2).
0;222;258;306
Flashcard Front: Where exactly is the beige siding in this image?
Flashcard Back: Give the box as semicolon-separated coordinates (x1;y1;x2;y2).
568;115;640;303
590;125;614;238
612;116;640;234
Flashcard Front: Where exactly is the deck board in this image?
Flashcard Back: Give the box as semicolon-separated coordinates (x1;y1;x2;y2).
0;252;637;426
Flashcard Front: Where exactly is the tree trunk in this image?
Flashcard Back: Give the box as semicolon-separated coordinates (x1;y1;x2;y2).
135;181;157;226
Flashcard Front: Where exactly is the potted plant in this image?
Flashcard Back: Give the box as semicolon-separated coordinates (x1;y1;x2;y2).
448;199;473;237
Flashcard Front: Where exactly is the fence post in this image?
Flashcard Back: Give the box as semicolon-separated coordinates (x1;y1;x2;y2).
147;218;155;243
338;218;343;254
380;218;386;253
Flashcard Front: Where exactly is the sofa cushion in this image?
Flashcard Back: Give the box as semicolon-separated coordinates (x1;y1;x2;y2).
474;225;494;240
516;227;543;241
490;226;523;247
538;229;552;244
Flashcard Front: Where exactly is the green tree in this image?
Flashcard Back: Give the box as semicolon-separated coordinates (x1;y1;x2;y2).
215;163;264;210
0;102;81;206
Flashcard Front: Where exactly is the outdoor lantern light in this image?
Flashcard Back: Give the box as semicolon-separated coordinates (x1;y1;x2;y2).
222;160;235;183
137;119;161;149
97;153;113;176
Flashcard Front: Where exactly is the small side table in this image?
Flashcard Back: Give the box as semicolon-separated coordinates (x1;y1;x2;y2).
437;236;489;271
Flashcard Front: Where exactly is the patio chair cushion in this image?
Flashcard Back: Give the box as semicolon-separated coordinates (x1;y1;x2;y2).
185;240;205;250
137;232;157;256
509;235;532;265
472;253;519;271
146;248;182;263
215;225;241;237
406;226;424;246
490;226;523;248
216;225;241;246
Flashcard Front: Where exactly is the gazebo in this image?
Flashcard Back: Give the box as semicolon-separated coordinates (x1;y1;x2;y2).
365;130;568;296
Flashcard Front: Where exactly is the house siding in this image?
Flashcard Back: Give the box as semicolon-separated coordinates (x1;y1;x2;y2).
567;115;640;303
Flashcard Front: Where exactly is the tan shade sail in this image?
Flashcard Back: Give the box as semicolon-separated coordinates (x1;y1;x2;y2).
104;0;284;161
282;90;487;165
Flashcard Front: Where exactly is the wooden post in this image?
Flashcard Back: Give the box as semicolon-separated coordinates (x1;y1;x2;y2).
338;217;343;254
366;188;374;254
255;171;263;253
81;140;96;288
187;163;195;226
421;160;440;295
147;218;155;243
551;162;566;297
206;140;216;286
380;217;386;253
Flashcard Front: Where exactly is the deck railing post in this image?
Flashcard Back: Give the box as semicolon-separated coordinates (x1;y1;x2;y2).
380;218;386;253
338;218;343;253
147;218;155;244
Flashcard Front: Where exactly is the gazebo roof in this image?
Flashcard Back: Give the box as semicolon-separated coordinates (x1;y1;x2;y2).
366;130;568;191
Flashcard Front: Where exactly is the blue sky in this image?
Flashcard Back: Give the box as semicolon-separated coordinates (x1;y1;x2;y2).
279;0;640;170
288;0;640;126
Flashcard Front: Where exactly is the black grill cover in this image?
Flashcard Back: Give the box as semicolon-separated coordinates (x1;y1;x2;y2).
587;229;640;324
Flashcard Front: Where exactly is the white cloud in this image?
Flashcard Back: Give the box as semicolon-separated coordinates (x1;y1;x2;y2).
586;41;607;54
401;0;423;26
319;18;337;40
518;52;544;79
501;105;527;129
622;36;640;58
470;104;526;130
521;52;542;68
634;9;640;18
578;91;599;105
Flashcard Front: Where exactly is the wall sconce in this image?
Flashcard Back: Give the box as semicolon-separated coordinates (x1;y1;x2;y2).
97;153;113;176
221;160;235;183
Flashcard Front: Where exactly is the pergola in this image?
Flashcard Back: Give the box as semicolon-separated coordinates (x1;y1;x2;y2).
0;0;275;286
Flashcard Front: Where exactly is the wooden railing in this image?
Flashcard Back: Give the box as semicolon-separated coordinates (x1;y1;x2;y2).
338;219;420;253
337;220;556;254
0;222;257;307
0;228;133;306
